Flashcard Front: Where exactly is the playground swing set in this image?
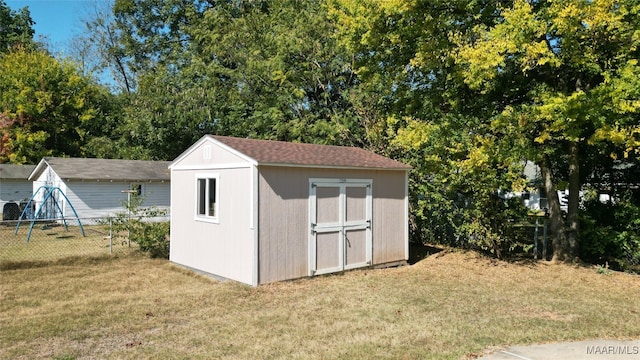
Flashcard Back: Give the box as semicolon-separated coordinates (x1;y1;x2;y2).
14;185;85;242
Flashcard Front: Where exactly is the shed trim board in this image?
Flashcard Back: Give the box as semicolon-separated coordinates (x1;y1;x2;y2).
247;163;411;171
169;163;252;171
169;136;258;169
252;164;260;286
404;171;409;261
170;157;408;173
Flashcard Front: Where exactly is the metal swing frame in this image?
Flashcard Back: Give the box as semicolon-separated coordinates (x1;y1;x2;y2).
14;186;85;242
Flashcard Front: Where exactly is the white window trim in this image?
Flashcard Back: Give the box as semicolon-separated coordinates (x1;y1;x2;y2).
195;173;220;224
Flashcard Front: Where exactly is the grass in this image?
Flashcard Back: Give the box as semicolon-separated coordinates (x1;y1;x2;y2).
1;246;639;359
0;222;136;265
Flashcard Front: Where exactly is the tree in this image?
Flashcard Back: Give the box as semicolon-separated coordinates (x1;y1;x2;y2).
87;0;367;161
0;47;121;163
0;1;35;52
454;0;640;261
73;0;136;93
331;0;640;262
330;0;530;255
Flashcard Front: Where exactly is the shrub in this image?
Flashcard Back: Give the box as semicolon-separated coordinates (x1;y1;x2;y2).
411;179;530;258
112;194;170;259
580;192;640;272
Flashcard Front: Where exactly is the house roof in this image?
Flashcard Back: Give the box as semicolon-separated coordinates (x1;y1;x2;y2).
206;135;411;170
0;164;36;180
29;157;171;182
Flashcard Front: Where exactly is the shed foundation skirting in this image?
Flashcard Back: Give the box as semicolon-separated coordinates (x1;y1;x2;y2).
171;263;235;283
173;259;408;286
299;260;410;282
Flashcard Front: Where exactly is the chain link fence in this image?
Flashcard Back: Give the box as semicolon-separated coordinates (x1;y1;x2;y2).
0;216;170;267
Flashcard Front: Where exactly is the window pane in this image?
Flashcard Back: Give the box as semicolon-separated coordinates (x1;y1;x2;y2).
208;178;216;217
197;179;206;215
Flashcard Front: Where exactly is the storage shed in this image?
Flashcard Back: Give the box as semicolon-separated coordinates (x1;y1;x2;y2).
169;135;411;286
29;157;171;219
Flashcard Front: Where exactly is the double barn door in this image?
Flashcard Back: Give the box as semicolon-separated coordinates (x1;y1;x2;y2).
309;179;372;276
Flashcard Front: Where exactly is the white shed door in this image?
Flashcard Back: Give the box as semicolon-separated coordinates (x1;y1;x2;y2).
309;179;372;276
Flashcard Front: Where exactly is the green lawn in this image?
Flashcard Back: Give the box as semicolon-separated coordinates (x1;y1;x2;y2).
1;248;639;359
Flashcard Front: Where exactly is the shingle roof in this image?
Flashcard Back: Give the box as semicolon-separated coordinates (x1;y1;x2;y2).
0;164;36;180
30;157;171;181
211;135;411;170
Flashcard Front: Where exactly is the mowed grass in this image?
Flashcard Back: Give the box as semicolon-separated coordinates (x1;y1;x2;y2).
1;248;639;360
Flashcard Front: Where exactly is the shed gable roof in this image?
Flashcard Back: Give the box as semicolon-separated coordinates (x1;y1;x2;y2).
207;135;411;170
30;157;171;181
0;164;36;180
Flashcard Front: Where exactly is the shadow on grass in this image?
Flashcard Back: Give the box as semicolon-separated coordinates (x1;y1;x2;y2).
408;243;444;265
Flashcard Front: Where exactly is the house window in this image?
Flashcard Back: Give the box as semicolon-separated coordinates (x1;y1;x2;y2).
131;183;143;196
196;174;218;221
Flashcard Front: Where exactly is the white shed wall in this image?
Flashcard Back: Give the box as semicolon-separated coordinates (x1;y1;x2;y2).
170;136;257;285
170;167;255;285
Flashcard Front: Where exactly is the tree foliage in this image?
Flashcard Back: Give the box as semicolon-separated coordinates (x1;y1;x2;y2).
330;0;530;255
332;0;640;260
0;47;122;163
0;1;35;52
4;0;637;265
92;0;368;161
454;0;640;260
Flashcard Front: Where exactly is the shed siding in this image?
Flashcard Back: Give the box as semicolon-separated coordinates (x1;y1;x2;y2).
370;172;407;263
257;166;407;284
257;167;310;284
170;166;255;285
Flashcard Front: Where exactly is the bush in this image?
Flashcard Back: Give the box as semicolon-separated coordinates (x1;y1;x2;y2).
580;192;640;272
112;194;170;259
411;179;531;258
127;219;170;259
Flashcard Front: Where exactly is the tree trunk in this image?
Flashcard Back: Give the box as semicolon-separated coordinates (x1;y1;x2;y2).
566;141;580;261
539;153;568;262
539;143;581;262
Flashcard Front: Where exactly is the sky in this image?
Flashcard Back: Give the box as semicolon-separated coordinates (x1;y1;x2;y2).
5;0;95;55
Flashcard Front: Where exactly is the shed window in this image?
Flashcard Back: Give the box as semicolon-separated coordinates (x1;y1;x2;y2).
196;174;218;222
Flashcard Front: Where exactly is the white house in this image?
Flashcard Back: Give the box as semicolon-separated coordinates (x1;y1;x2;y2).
169;135;411;286
28;157;171;219
0;164;36;219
